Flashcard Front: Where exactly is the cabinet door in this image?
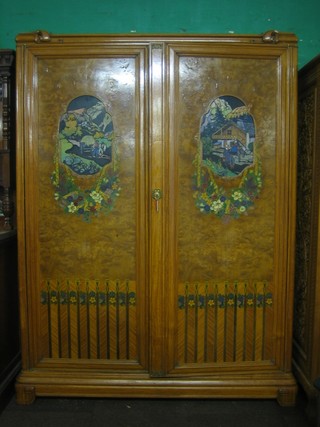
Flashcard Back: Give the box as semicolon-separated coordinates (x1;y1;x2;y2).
17;43;150;372
164;42;297;375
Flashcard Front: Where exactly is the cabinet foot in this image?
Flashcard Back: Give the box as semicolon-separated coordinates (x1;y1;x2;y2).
15;384;36;405
277;386;297;407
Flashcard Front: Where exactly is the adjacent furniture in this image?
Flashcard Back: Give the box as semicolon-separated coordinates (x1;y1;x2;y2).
0;50;15;231
293;55;320;405
0;231;20;412
315;378;320;427
0;50;20;412
15;31;298;405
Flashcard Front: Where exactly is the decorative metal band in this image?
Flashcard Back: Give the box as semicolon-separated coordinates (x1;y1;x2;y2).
41;289;136;307
178;290;272;310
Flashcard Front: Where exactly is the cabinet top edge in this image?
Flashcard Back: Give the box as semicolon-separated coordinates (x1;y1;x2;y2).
15;30;298;47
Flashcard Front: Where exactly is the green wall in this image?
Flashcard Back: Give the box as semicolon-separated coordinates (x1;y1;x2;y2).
0;0;319;68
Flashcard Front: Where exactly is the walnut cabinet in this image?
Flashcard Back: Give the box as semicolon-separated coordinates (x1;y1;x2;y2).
15;31;298;405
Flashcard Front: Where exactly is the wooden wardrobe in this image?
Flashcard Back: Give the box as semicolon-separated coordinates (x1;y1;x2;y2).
15;31;298;405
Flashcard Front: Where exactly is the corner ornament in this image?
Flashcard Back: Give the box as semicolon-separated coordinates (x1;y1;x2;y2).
34;30;51;43
262;30;279;44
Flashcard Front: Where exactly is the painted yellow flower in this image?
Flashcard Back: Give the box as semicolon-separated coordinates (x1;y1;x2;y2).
211;200;224;213
90;190;103;204
68;202;77;213
232;191;243;201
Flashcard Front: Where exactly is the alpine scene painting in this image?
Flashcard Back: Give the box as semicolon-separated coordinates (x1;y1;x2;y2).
58;95;114;175
200;95;255;177
194;96;262;220
52;95;121;221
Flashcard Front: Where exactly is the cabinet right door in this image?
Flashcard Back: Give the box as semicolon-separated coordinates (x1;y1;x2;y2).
163;41;298;383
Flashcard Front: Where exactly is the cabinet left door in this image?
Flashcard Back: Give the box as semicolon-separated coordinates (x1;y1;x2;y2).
16;41;150;395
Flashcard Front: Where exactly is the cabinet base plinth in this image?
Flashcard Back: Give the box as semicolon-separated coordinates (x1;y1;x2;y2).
14;370;298;406
15;384;36;405
277;386;298;406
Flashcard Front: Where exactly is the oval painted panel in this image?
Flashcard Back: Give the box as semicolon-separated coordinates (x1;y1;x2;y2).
200;95;255;178
59;95;114;175
193;96;262;220
52;95;120;221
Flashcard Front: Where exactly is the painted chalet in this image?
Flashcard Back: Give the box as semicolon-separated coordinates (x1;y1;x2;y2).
211;122;251;152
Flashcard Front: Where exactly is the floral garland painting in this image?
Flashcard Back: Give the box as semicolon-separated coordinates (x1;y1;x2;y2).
52;95;120;221
193;95;262;220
